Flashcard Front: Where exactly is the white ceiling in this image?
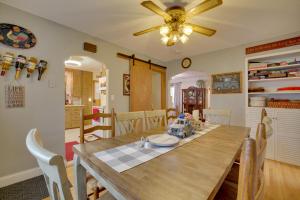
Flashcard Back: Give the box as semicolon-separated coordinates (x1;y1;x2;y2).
1;0;300;62
65;56;104;72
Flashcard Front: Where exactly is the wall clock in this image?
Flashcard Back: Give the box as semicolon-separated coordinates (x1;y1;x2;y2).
181;57;192;69
0;23;36;49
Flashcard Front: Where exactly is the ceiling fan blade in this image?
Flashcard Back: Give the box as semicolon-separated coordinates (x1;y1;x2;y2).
141;1;172;21
133;25;162;36
186;0;222;18
187;23;216;36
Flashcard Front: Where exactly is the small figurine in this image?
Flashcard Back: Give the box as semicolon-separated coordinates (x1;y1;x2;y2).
1;52;14;76
168;118;195;138
26;57;37;78
15;55;27;79
37;60;47;80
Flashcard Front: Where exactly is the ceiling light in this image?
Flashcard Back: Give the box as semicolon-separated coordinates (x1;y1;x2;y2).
64;60;82;67
183;25;193;35
180;34;189;43
161;36;169;44
160;26;170;35
170;34;179;43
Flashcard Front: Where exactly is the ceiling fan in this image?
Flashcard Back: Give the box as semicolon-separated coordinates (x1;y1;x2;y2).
133;0;222;46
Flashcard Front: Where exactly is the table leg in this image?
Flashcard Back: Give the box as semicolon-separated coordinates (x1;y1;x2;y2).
74;154;87;200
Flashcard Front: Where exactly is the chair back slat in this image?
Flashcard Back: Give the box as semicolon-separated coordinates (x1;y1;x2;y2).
256;123;267;172
116;111;145;135
166;108;178;124
83;125;113;134
203;109;231;125
237;138;257;200
145;110;167;130
80;108;115;143
84;112;113;120
26;129;72;200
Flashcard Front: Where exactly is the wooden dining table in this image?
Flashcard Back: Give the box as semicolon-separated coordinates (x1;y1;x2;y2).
73;125;250;200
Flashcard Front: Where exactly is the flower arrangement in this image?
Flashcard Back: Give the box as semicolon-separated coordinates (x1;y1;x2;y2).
178;113;193;120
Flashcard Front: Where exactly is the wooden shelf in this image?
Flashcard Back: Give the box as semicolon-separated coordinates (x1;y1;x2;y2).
249;91;300;95
248;76;300;82
248;63;300;71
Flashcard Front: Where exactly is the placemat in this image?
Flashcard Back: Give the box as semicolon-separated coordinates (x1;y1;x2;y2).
94;124;220;172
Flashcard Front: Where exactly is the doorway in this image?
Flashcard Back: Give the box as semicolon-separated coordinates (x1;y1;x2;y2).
64;56;108;162
169;70;210;114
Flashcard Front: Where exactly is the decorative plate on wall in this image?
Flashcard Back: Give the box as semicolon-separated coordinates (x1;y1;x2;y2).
0;23;36;49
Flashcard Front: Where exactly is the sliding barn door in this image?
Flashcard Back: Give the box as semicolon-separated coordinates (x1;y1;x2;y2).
130;60;152;111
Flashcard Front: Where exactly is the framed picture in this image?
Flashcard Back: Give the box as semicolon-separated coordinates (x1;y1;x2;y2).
211;71;242;94
123;74;130;96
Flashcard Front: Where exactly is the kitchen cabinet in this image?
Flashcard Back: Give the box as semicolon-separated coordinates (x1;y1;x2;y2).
65;105;84;129
246;107;300;166
81;71;93;125
72;70;82;97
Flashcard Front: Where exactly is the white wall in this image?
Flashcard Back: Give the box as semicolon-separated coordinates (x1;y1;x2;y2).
166;32;300;126
0;3;165;180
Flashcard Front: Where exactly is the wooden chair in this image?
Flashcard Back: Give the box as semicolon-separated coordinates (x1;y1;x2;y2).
166;108;178;124
26;129;115;200
145;109;167;130
115;111;145;135
203;108;231;125
80;109;115;143
215;136;266;200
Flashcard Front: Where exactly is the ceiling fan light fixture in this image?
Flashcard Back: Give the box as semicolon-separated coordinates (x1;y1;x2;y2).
159;25;170;36
182;25;193;35
161;36;169;44
180;34;189;43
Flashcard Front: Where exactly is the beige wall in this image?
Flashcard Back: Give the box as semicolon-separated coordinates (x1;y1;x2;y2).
0;3;165;179
166;32;300;126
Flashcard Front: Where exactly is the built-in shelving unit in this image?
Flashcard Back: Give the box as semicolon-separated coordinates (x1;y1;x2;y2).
249;91;300;95
248;76;300;82
245;49;300;166
246;49;300;107
248;63;300;71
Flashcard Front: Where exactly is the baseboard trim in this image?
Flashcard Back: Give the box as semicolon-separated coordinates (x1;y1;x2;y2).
0;167;42;188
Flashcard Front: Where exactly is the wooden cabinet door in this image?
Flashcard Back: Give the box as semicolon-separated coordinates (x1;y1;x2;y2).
246;107;275;160
73;70;82;97
65;107;72;129
130;60;152;111
81;71;93;125
275;109;300;166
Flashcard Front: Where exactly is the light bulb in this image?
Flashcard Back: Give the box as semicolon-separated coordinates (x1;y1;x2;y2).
183;25;193;35
180;34;189;43
160;26;170;35
161;36;169;44
171;34;178;42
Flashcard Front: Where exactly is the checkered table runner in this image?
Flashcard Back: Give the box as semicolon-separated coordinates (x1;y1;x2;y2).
94;124;220;173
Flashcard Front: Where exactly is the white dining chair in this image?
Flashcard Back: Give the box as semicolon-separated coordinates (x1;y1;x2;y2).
26;128;115;200
144;110;167;130
203;108;231;125
115;111;145;135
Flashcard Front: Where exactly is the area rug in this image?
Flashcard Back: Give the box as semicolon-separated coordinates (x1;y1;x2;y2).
65;141;79;161
0;176;48;200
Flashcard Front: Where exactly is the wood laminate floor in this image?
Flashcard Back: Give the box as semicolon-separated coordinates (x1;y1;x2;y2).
42;159;300;200
264;159;300;200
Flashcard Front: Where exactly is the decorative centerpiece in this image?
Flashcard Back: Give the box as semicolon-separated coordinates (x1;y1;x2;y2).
168;113;195;138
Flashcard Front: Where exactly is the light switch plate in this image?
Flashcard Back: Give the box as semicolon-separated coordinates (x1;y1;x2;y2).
110;94;115;101
48;80;56;88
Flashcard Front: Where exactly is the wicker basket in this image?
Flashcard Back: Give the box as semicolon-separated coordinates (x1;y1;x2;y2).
267;101;300;109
